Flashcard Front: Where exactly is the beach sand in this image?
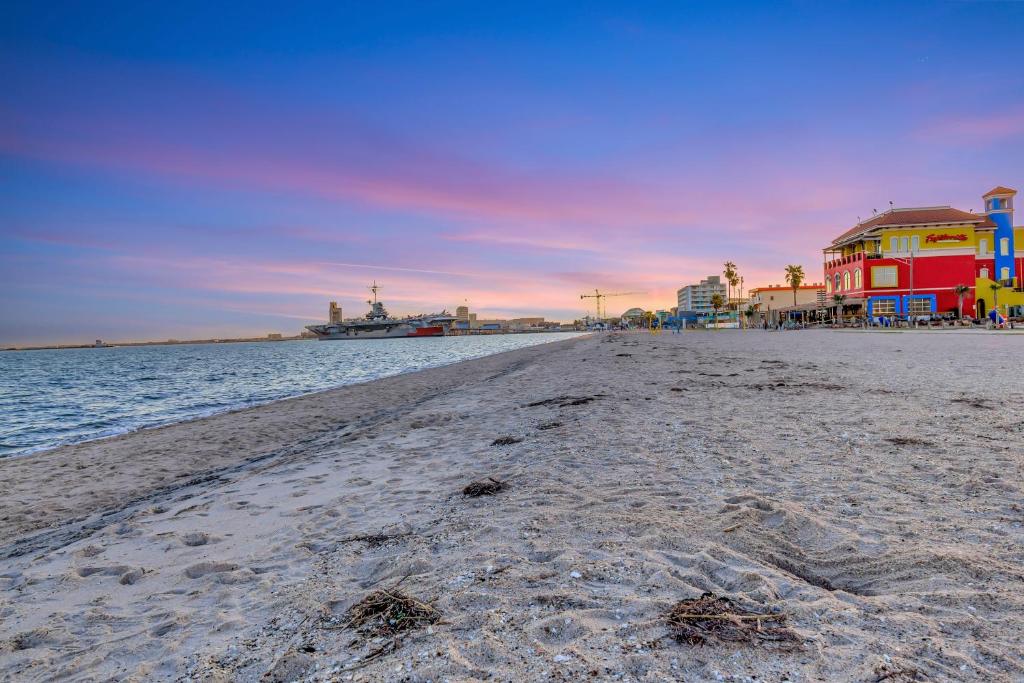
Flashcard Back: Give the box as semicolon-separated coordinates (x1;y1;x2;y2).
1;330;1022;682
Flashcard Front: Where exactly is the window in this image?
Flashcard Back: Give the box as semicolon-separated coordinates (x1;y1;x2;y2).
843;271;851;290
908;298;933;315
900;237;909;253
871;266;898;288
825;278;831;293
834;273;841;291
910;235;920;252
980;267;989;279
979;238;988;255
873;299;897;315
1001;267;1010;281
1000;238;1010;256
854;268;862;289
890;237;898;253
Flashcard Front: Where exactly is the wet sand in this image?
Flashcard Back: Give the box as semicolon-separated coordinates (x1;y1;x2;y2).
1;330;1022;681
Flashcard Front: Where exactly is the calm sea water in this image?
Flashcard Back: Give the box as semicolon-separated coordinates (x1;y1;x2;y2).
0;333;583;458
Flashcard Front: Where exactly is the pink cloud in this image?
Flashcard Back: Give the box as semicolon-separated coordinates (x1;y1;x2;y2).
915;107;1024;145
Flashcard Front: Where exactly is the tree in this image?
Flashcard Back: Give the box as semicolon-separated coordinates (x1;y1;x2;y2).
785;265;805;306
723;262;737;309
710;293;724;329
953;284;970;321
832;294;846;326
990;281;1003;319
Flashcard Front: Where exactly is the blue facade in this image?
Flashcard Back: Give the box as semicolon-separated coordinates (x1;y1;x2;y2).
866;295;900;316
986;192;1015;283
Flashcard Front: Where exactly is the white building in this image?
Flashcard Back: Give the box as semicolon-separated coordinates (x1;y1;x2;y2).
677;275;727;313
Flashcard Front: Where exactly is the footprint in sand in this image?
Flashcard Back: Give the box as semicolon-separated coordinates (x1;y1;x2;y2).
75;565;144;585
180;532;218;547
184;561;239;579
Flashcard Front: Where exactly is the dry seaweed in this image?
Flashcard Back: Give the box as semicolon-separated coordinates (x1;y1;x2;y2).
885;437;934;447
463;477;505;497
342;589;440;638
524;395;602;408
339;532;409;548
491;436;523;446
666;593;799;649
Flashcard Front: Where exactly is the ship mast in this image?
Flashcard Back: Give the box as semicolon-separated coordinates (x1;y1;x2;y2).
367;281;380;306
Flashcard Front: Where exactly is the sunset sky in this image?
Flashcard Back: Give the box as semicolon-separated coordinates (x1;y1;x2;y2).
2;2;1023;344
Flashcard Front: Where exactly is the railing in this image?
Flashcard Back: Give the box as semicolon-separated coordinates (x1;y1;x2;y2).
825;252;877;270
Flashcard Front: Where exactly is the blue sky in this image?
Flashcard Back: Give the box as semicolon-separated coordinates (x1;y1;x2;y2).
2;1;1023;344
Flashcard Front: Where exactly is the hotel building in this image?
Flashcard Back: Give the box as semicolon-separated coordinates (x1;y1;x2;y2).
677;275;727;314
823;186;1024;319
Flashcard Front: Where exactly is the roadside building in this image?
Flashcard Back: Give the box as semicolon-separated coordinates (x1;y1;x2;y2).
824;186;1024;319
677;276;727;313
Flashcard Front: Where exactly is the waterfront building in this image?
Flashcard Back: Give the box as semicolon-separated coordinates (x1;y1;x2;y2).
823;186;1024;319
749;284;826;312
677;276;727;313
456;305;469;320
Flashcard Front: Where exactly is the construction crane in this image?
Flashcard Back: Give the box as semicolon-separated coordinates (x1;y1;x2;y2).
580;289;644;320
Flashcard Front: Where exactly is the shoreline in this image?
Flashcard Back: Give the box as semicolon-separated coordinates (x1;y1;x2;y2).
1;332;586;461
0;334;587;550
2;330;1023;681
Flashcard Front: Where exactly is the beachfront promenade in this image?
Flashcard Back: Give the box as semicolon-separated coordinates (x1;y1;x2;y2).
1;331;1022;681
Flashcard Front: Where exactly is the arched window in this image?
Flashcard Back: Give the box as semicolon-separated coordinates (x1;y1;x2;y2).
854;268;862;289
1001;267;1010;281
843;271;851;290
980;267;989;279
1000;238;1010;256
834;273;841;291
910;235;920;253
826;277;832;293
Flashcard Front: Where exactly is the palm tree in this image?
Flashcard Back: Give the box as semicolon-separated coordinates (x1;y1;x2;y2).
784;265;805;306
990;281;1003;321
953;284;970;321
723;262;737;309
710;293;724;329
832;294;846;326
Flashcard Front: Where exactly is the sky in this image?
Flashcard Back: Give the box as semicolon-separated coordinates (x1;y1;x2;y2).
2;1;1023;345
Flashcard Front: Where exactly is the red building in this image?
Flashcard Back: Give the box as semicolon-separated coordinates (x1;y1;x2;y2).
823;187;1023;319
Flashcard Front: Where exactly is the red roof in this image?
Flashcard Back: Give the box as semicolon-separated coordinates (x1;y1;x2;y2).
830;206;994;246
983;186;1017;197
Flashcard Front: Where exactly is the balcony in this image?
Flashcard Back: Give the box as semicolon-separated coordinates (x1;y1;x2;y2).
825;252;869;270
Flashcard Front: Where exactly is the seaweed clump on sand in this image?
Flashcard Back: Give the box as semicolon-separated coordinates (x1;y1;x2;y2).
666;593;799;649
491;435;523;446
344;589;441;639
463;477;505;497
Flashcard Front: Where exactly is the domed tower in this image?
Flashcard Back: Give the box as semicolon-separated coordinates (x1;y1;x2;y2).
983;186;1017;284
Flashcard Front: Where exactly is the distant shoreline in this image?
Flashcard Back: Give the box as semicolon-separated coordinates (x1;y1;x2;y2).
3;328;575;352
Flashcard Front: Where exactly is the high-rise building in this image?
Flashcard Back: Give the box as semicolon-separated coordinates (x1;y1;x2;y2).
456;305;469;320
328;301;343;323
677;275;727;313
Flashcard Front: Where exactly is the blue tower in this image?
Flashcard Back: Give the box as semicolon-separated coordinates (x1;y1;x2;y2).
984;186;1017;285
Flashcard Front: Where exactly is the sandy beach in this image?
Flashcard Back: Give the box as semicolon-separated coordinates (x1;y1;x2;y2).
2;330;1023;682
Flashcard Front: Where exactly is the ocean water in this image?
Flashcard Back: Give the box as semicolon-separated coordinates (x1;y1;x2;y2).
0;333;584;458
